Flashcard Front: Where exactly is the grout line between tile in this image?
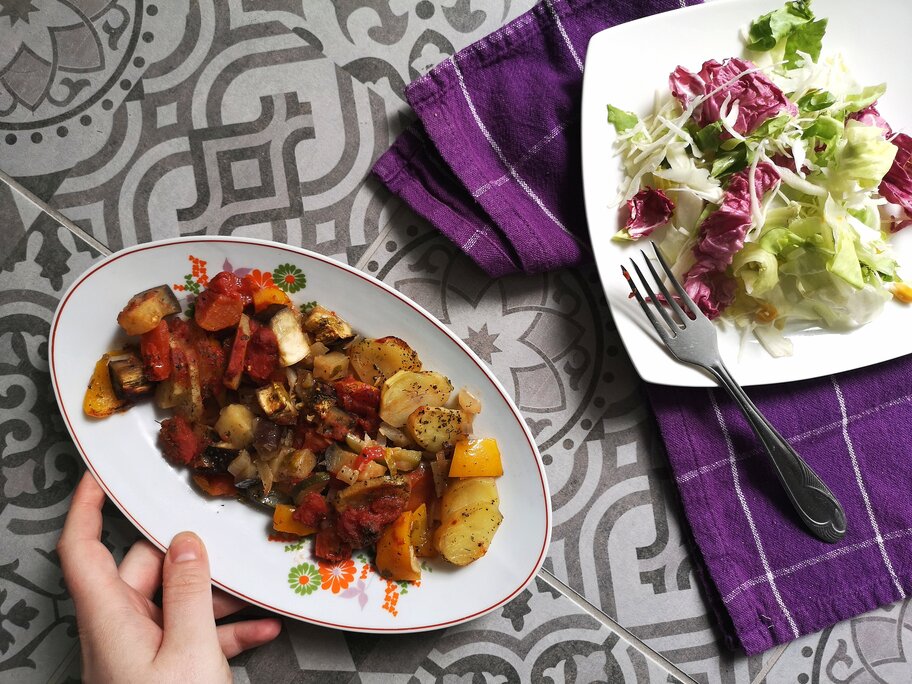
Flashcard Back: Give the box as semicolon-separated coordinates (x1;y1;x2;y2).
46;641;79;684
537;568;697;684
0;168;113;256
750;643;787;684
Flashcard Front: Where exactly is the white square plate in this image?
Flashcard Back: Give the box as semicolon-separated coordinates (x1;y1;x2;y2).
582;0;912;387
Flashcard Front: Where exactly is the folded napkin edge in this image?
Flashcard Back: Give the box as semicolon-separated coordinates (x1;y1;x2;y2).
371;128;523;277
404;74;590;274
404;0;584;110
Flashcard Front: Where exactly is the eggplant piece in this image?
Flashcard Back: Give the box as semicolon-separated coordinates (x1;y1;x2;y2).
253;419;282;458
303;305;353;344
108;351;153;399
241;482;289;509
269;307;310;367
192;445;238;474
334;476;409;511
117;285;181;336
255;382;298;425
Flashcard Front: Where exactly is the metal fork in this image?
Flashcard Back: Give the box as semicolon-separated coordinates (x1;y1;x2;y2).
622;244;846;543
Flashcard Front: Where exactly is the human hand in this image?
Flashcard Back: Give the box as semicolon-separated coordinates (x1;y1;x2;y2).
58;472;282;683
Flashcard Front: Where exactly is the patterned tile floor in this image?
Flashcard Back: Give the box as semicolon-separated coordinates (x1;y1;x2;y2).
3;1;912;682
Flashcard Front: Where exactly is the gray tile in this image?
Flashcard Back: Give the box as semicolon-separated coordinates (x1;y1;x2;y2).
762;598;912;683
4;3;397;261
0;223;139;683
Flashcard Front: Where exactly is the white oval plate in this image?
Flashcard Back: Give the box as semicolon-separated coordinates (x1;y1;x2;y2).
49;237;551;633
582;0;912;387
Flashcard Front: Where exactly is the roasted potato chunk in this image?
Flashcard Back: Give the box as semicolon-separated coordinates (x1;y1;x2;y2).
313;351;349;382
349;337;422;387
435;504;503;566
405;406;464;452
214;404;258;449
379;370;453;428
303;305;353;344
434;477;502;566
116;285;180;335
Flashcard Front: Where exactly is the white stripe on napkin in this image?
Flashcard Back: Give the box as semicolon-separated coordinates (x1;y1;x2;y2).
711;390;800;638
723;525;912;604
544;0;584;72
675;392;912;485
450;59;588;250
832;377;906;599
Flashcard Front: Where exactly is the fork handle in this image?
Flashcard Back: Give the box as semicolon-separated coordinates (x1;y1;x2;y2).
708;362;847;544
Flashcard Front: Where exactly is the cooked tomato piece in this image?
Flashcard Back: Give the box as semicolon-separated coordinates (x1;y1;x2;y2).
140;319;171;381
293;492;330;528
314;525;351;562
354;445;386;472
333;377;380;414
224;316;251;390
185;322;225;397
294;424;333;453
405;463;434;512
244;321;279;383
335;493;407;548
194;289;244;331
208;271;252;306
160;415;207;465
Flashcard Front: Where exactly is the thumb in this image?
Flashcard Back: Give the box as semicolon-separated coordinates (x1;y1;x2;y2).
159;532;220;655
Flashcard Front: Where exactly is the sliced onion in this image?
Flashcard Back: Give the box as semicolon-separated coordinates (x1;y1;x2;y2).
256;460;274;495
430;459;449;498
379;422;411;447
228;449;257;482
457;388;481;414
337;465;359;485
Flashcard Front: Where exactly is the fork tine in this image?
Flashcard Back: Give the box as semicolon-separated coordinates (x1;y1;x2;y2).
621;265;672;341
651;243;702;319
630;259;679;334
639;248;687;325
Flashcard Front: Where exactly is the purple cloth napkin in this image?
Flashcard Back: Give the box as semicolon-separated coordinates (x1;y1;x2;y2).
372;0;696;276
371;0;912;655
648;355;912;655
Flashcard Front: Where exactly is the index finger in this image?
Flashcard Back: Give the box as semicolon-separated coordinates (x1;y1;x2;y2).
57;472;120;596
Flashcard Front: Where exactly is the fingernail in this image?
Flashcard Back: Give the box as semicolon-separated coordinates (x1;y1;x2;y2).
170;533;201;563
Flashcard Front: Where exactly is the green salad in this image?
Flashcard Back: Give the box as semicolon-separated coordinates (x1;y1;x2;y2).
608;0;911;356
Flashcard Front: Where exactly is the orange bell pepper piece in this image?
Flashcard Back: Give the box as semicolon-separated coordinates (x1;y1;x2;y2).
375;510;421;581
449;438;503;478
272;504;317;536
253;287;292;313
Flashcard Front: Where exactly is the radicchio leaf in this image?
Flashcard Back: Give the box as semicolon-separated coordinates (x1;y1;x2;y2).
669;58;797;135
624;187;674;239
683;163;781;317
880;133;912;228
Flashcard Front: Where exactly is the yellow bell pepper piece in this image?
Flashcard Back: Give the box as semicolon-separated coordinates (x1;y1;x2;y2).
449;438;503;478
272;504;316;536
83;352;127;418
376;510;421;581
